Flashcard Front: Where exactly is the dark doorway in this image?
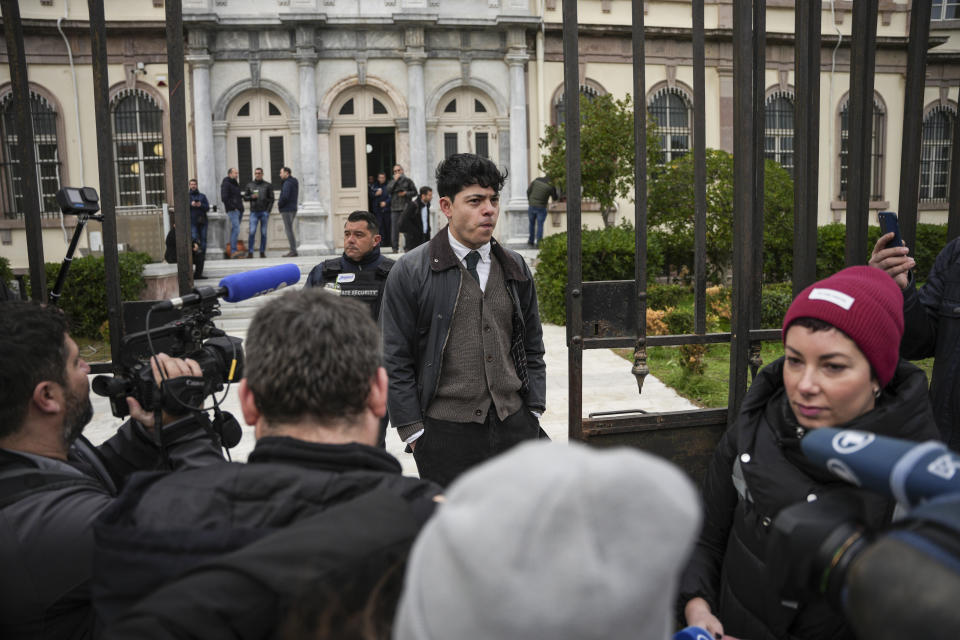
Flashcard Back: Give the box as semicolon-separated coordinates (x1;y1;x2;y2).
366;127;396;182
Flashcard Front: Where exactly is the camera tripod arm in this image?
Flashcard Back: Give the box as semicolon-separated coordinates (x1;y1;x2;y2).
49;213;95;306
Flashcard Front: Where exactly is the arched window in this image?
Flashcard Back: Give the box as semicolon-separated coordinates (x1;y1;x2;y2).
920;106;955;203
0;91;62;218
647;87;692;164
765;92;794;176
112;89;165;207
839;96;885;202
554;84;601;129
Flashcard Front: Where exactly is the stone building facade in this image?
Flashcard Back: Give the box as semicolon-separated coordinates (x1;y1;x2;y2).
184;0;538;251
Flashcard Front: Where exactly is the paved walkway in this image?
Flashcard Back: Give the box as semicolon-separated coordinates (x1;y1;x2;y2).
85;319;695;476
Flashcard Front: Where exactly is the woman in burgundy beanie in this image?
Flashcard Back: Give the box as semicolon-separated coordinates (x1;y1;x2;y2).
680;266;939;640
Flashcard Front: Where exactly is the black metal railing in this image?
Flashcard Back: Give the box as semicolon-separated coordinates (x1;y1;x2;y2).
564;0;947;481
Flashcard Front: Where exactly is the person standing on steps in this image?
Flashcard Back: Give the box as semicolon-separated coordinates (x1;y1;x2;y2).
277;166;299;258
245;168;274;258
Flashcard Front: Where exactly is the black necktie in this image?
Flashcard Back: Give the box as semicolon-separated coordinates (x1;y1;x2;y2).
464;250;481;285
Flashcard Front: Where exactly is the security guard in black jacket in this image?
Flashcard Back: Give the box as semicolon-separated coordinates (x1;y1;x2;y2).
306;210;394;322
306;210;394;447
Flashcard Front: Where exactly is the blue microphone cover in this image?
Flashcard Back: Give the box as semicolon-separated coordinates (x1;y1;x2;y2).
219;263;301;303
673;627;714;640
801;427;960;508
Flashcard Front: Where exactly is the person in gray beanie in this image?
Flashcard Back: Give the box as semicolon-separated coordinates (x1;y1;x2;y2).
393;441;701;640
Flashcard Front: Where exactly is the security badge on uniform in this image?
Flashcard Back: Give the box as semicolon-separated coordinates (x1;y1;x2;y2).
326;272;377;298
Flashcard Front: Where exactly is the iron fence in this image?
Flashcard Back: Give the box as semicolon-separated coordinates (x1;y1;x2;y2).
563;0;951;481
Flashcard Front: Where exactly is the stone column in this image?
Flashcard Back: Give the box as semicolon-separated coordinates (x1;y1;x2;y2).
504;28;530;246
293;26;329;254
187;31;225;256
317;118;334;250
404;27;428;190
212;120;228;254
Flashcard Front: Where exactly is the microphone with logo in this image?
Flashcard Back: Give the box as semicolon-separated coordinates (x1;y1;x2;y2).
152;263;302;311
93;264;301;451
767;428;960;639
799;428;960;509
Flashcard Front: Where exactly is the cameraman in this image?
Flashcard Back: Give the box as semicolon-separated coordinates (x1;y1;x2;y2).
91;288;441;633
0;301;224;640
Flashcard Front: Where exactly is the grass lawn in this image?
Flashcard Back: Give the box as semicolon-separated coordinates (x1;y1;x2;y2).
614;344;935;408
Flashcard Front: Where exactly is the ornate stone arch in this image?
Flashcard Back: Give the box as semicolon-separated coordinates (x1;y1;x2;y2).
426;77;507;118
644;79;694;108
319;76;407;120
213;78;299;122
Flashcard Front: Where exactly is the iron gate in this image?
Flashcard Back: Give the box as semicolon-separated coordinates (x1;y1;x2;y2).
562;0;960;481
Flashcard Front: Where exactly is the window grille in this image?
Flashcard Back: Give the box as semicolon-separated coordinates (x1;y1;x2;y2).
475;132;489;159
839;97;885;202
764;92;794;176
0;92;62;219
647;87;692;164
920;106;955;203
554;84;600;129
932;0;960;20
112;90;165;207
444;132;458;159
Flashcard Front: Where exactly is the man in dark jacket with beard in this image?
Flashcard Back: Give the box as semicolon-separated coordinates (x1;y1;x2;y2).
92;288;442;632
0;301;224;640
870;233;960;450
220;168;244;258
245;167;274;258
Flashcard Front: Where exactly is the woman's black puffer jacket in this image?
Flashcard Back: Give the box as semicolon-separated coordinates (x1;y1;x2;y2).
678;357;940;640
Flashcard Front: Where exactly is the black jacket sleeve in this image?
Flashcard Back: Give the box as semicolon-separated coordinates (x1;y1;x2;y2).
900;238;960;360
515;258;546;412
678;426;739;617
94;417;225;488
380;257;424;429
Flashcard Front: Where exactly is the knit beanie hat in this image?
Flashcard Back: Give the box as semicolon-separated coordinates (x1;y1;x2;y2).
781;265;904;387
393;441;701;640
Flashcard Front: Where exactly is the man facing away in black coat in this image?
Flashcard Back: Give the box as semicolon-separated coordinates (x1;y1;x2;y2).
92;288;442;635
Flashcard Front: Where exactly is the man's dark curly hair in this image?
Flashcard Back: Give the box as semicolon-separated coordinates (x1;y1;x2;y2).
434;153;507;200
0;301;69;438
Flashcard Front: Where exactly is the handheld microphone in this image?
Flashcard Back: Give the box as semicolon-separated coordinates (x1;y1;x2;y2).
801;428;960;508
151;264;301;311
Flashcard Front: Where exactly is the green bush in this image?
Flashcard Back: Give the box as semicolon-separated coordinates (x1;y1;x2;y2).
646;283;692;310
814;222;947;282
814;223;882;279
663;306;694;334
534;221;665;325
27;252;152;338
913;223;949;282
0;256;12;288
760;282;794;329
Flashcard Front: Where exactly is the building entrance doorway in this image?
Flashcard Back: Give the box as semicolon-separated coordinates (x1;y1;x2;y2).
331;86;398;247
226;90;291;251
